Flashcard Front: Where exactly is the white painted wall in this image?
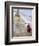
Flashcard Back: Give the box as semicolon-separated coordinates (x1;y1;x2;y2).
0;0;39;46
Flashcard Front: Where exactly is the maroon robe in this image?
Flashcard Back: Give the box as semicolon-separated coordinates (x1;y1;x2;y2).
27;24;32;32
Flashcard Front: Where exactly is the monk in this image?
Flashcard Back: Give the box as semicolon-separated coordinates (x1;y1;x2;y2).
27;24;32;33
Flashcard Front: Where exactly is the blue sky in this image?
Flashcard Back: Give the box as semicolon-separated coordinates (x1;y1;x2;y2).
20;9;32;16
13;9;32;22
19;9;32;22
